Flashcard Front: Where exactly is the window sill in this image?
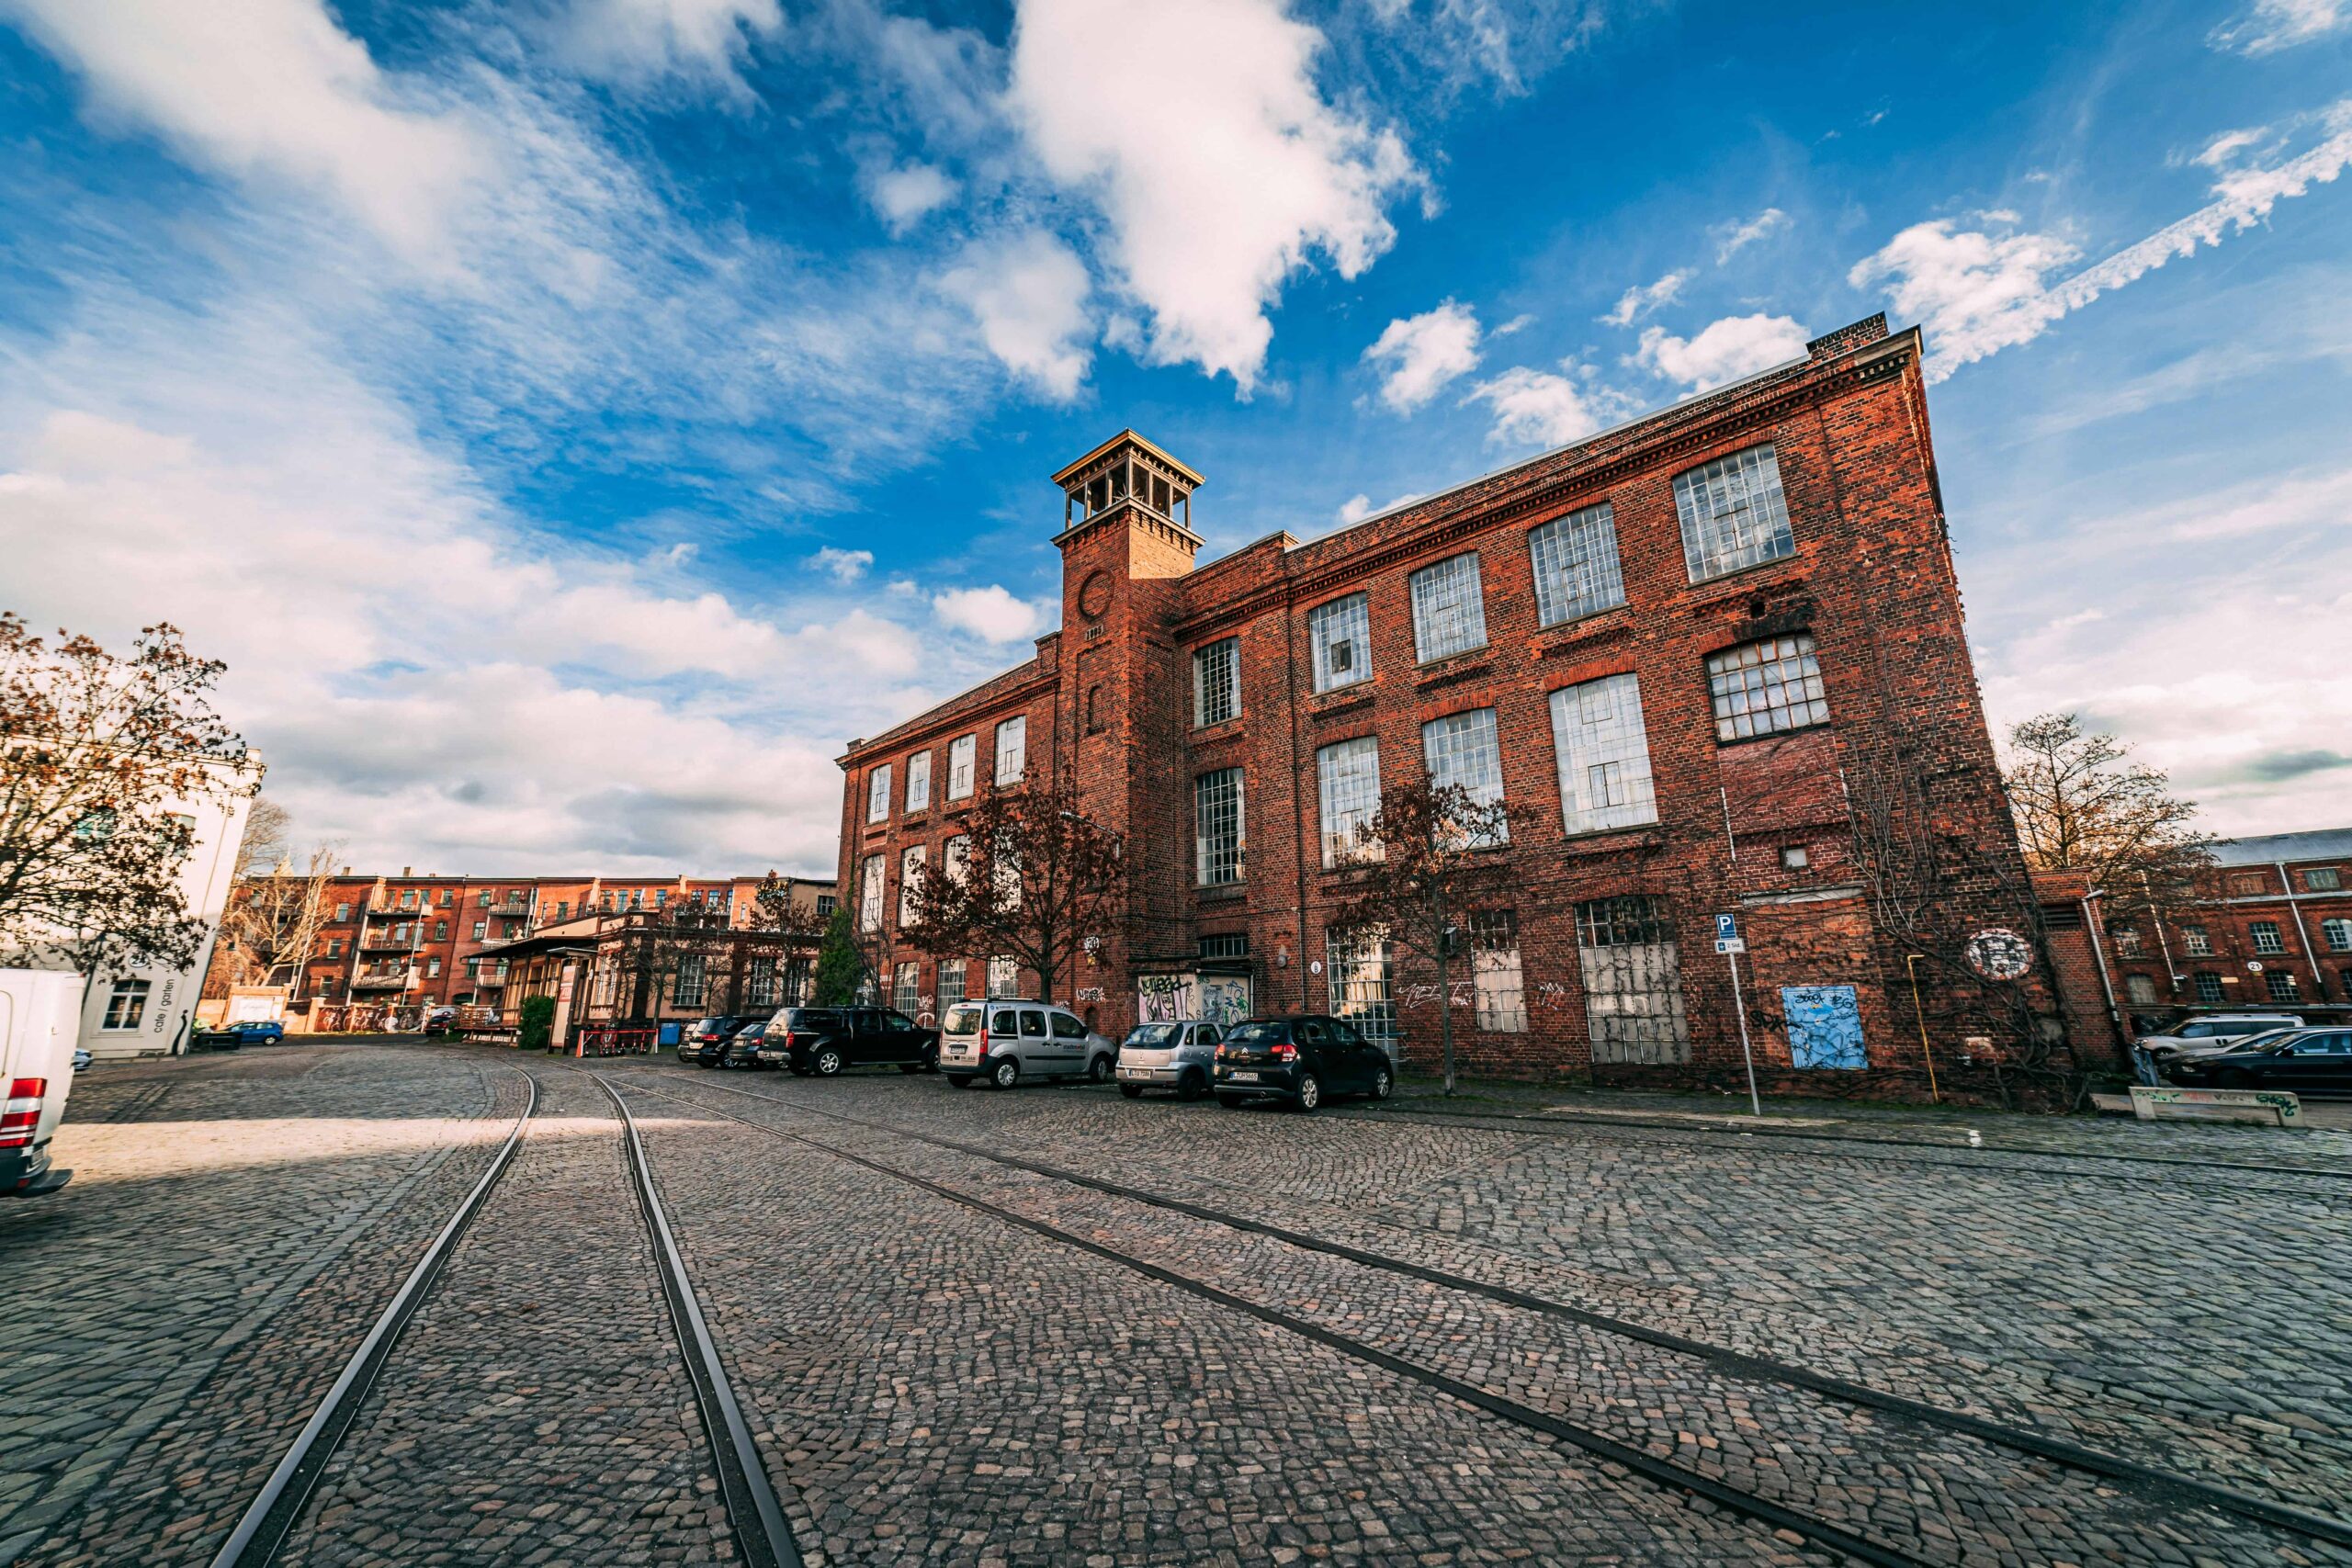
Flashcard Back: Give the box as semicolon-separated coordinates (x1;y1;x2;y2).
1678;554;1807;607
1713;719;1832;750
1197;881;1247;900
1192;718;1245;744
1414;647;1491;681
1307;691;1375;723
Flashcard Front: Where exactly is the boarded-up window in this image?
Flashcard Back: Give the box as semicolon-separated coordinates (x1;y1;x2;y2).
1469;910;1527;1033
1574;896;1690;1065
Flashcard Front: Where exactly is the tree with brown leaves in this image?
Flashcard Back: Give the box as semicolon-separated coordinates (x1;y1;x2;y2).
899;765;1126;1006
0;613;257;978
2002;713;2215;904
212;811;341;997
1327;779;1514;1096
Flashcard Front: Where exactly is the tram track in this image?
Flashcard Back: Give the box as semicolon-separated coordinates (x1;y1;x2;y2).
619;1066;2352;1561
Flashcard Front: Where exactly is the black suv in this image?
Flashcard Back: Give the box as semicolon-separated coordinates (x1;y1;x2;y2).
1214;1015;1395;1112
717;1020;772;1069
677;1015;762;1066
758;1007;938;1077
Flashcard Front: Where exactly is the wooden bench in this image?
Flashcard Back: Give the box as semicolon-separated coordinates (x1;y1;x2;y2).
2129;1085;2305;1128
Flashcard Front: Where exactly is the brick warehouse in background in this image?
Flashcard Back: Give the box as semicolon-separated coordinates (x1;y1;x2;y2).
837;315;2069;1099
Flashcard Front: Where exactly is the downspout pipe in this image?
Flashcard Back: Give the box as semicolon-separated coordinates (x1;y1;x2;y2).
2278;861;2324;1000
2081;888;2127;1059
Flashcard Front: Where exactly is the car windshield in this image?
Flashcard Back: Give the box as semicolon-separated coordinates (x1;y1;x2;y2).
943;1003;984;1036
1125;1024;1181;1046
689;1017;723;1032
2223;1030;2297;1054
1226;1021;1286;1043
734;1023;766;1041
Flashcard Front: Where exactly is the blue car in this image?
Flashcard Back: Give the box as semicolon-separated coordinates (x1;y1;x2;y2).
194;1020;285;1050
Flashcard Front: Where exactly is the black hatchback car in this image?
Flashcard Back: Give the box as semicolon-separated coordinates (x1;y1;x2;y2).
758;1007;938;1077
1214;1015;1394;1112
2168;1027;2352;1094
677;1015;762;1066
716;1020;771;1069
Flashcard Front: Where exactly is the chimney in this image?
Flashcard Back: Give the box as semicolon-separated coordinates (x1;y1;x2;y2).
1805;314;1889;360
401;865;413;876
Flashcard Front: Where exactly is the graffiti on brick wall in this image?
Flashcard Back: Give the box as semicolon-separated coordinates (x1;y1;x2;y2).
1781;984;1866;1070
1137;973;1252;1026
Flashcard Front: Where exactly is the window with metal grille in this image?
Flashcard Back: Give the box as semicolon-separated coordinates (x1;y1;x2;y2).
2123;974;2158;1005
1574;895;1690;1065
858;855;885;932
102;978;151;1030
2306;867;2342;891
899;845;927;925
2267;970;2301;1001
1673;442;1794;582
2182;924;2211;955
1706;635;1829;741
1469;909;1528;1033
947;734;976;799
1549;673;1657;835
987;955;1019;997
2324;918;2352;952
1528;502;1626;626
2251;920;2285;954
1308;593;1371;692
893;962;922;1015
1195;768;1246;885
1199;932;1250;960
2193;972;2224;1003
2112;926;2143;957
1409;552;1487;662
1193;637;1239;728
746;955;780;1010
994;716;1026;784
906;751;931;811
1421;707;1507;844
937;962;967;1010
1326;926;1398;1058
674;955;707;1010
1316;737;1382;867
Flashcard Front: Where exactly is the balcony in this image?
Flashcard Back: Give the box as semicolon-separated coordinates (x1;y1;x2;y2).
350;970;411;991
473;971;508;988
358;934;416;953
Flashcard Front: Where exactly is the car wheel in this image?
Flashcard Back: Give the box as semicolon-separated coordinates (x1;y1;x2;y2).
923;1049;940;1075
813;1046;845;1077
1177;1068;1207;1102
1087;1053;1114;1084
1368;1066;1393;1101
944;1074;973;1089
1119;1083;1145;1100
1216;1093;1244;1110
1292;1073;1323;1113
990;1055;1021;1090
2217;1067;2252;1089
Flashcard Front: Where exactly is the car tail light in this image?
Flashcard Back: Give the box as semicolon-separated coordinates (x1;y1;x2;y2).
783;1032;797;1049
2;1077;44;1149
1272;1043;1297;1063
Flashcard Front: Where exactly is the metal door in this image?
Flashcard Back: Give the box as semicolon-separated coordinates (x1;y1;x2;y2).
1781;985;1866;1070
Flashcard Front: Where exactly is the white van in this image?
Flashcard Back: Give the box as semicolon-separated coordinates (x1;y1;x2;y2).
937;998;1116;1089
2;970;85;1198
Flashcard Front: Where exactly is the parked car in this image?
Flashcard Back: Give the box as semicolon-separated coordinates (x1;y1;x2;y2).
1213;1015;1394;1112
2137;1013;2302;1066
677;1015;763;1066
3;968;81;1198
717;1020;771;1069
72;1048;92;1074
761;1007;939;1077
2165;1027;2352;1093
1116;1021;1222;1100
193;1019;284;1050
937;999;1114;1089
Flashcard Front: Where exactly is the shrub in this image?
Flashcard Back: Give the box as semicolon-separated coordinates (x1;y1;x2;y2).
517;994;556;1051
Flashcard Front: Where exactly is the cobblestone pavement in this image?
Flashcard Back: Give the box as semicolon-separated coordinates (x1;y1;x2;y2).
12;1042;2350;1567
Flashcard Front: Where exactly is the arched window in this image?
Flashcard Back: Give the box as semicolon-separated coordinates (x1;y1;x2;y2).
1085;684;1104;734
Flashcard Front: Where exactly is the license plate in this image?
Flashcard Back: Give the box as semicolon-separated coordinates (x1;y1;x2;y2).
1228;1071;1259;1083
1118;1066;1144;1078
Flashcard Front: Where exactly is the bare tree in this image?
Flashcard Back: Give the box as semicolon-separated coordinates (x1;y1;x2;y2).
1326;780;1514;1096
233;797;292;879
899;764;1126;1006
213;840;340;997
2003;713;2215;902
0;613;257;976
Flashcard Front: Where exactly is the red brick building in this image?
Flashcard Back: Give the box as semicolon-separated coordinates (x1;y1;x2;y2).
836;315;2067;1099
263;870;835;1027
2098;829;2352;1027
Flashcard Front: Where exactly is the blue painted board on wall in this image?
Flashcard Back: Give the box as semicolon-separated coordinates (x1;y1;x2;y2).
1782;985;1866;1070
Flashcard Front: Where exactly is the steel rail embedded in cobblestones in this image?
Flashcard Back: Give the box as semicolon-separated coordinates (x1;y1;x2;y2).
611;1075;1935;1568
635;1068;2352;1556
1344;1101;2352;1183
206;1070;539;1568
588;1072;803;1568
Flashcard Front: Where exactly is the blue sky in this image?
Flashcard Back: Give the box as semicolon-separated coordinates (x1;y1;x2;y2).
0;0;2346;876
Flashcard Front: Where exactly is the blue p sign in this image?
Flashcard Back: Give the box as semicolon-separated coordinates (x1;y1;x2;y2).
1714;912;1739;944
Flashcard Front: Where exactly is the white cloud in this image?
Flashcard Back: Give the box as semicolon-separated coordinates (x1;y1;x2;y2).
810;547;874;582
1465;366;1611;447
1008;0;1419;391
1634;313;1807;389
1337;493;1374;525
941;230;1094;401
2194;126;2269;168
1711;207;1790;263
1852;100;2352;379
2;0;486;264
2211;0;2347;54
866;163;959;235
1600;269;1690;327
1362;300;1483;413
552;0;785;93
932;585;1047;643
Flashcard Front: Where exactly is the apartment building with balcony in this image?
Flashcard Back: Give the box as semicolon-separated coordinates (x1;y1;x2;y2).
835;315;2066;1100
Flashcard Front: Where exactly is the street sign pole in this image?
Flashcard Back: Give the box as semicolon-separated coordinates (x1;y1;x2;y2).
1714;912;1761;1118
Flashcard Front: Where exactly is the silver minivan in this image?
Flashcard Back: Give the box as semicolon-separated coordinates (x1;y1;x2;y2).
1116;1021;1220;1100
938;999;1116;1090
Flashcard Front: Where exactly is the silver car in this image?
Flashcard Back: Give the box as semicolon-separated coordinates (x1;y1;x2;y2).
2139;1013;2302;1066
1115;1021;1222;1101
937;998;1117;1090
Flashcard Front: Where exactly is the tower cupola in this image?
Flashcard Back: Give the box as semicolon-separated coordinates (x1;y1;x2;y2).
1051;429;1203;549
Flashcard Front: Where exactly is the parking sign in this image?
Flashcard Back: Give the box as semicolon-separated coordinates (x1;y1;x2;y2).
1714;912;1745;954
